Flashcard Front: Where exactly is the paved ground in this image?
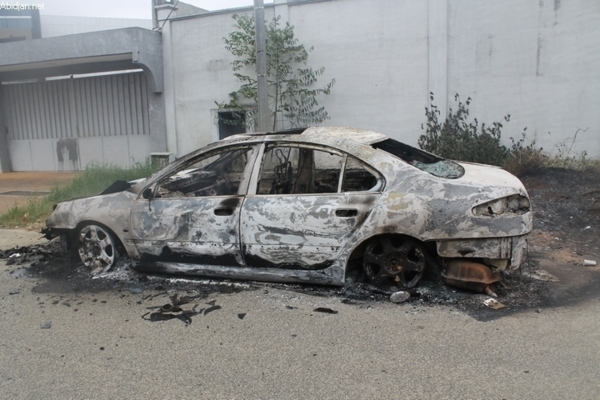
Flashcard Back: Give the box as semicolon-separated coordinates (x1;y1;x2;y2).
0;172;78;216
1;230;600;399
1;167;599;398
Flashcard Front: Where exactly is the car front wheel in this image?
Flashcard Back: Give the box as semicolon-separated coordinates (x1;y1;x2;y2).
77;224;119;275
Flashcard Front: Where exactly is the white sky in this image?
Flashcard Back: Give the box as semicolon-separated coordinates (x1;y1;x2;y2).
39;0;273;19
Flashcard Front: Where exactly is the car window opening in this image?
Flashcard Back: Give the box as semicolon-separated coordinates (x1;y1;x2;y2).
372;138;465;179
156;148;251;198
258;145;380;195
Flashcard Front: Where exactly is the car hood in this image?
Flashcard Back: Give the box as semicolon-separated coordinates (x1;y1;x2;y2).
46;189;137;231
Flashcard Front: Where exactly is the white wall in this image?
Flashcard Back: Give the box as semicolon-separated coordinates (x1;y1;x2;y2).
164;0;600;158
447;0;600;157
7;135;160;171
41;15;152;38
285;0;430;144
168;11;240;154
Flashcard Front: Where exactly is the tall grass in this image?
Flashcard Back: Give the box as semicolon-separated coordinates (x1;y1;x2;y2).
0;162;158;228
503;129;600;175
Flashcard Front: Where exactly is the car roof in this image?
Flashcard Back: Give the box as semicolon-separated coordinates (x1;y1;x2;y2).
302;127;388;144
223;126;389;146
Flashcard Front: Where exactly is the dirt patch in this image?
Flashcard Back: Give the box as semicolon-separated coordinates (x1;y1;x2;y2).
0;196;30;218
520;167;600;257
0;171;78;215
519;167;600;308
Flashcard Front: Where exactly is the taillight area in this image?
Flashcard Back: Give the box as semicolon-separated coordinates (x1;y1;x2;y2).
472;195;530;216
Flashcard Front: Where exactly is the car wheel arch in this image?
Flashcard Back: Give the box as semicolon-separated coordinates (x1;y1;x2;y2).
347;233;428;261
72;220;126;255
346;233;437;288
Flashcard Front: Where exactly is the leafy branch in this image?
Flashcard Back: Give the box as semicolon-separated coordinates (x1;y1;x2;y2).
216;14;335;131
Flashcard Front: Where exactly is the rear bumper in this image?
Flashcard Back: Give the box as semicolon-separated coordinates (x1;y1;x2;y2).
436;234;528;270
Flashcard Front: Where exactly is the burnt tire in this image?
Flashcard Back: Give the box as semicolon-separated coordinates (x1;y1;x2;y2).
77;224;120;275
363;236;425;289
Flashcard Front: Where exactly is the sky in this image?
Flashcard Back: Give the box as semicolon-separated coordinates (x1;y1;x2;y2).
38;0;273;19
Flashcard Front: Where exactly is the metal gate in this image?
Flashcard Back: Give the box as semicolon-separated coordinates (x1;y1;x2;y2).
1;71;150;171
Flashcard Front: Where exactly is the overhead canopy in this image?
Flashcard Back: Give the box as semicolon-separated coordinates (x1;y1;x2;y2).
0;27;163;93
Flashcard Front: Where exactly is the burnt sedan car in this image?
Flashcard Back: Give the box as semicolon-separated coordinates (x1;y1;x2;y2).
44;127;532;290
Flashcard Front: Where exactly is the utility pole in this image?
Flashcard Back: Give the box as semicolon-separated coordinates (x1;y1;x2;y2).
254;0;270;132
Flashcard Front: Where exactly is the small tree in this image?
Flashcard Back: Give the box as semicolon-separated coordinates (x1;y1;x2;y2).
216;14;335;131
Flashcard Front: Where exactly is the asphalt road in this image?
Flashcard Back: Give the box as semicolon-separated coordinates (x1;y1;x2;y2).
1;230;600;399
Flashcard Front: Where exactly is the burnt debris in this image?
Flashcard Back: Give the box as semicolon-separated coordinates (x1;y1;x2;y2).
142;298;222;326
313;307;338;314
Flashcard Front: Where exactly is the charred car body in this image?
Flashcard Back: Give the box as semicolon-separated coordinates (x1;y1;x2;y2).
44;127;532;290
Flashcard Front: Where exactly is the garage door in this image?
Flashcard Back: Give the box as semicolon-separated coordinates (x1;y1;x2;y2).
1;71;150;171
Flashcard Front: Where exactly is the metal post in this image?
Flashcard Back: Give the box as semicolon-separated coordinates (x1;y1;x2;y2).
254;0;270;132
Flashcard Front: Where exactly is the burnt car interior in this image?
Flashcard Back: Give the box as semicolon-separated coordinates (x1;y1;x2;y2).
156;147;251;198
257;145;381;195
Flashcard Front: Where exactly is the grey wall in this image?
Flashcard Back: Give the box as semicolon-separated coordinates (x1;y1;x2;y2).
40;15;152;38
447;0;600;156
0;86;12;172
161;0;600;158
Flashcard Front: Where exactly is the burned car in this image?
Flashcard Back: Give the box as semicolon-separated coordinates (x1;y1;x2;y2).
44;127;532;290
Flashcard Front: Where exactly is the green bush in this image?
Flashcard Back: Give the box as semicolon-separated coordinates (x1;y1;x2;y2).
418;93;513;166
541;128;599;171
418;93;557;175
418;94;599;175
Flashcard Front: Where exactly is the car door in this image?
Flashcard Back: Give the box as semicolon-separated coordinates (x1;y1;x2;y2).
130;144;258;266
240;143;383;269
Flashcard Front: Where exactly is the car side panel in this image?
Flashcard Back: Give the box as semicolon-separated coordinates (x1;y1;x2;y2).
130;195;244;266
240;193;379;269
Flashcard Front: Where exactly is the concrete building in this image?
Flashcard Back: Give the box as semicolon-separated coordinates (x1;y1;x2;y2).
0;7;161;172
1;0;598;172
160;0;600;160
0;27;165;172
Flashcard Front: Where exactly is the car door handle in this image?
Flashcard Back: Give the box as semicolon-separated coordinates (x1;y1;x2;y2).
335;209;358;217
214;207;234;216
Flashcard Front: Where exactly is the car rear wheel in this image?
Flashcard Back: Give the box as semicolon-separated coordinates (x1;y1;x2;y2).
77;224;119;275
363;236;425;289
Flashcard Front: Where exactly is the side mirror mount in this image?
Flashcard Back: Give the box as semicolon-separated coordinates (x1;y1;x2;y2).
142;188;153;200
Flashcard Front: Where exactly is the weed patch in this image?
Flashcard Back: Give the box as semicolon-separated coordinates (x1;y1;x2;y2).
0;162;157;228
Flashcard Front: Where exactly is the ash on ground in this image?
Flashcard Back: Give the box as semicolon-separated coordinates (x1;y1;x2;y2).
2;239;552;321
